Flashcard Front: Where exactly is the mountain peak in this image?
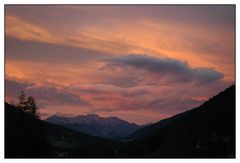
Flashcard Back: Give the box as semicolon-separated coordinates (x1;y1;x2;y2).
46;113;141;138
86;114;99;117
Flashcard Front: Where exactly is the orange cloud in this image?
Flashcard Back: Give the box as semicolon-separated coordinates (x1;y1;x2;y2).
5;6;235;124
6;15;64;44
6;11;234;82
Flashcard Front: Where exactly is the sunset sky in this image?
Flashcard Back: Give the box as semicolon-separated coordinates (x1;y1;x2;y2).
5;5;235;124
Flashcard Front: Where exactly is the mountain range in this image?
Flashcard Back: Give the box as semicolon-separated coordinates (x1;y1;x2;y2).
45;114;141;139
5;85;235;158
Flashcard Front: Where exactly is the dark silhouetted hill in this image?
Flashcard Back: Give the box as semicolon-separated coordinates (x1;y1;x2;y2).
120;85;235;158
5;103;50;158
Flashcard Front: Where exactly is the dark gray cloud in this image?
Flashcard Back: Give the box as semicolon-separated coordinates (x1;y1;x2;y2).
6;5;235;30
5;79;90;108
104;54;223;83
27;87;89;107
97;74;141;88
5;37;108;64
5;79;32;98
152;5;235;28
191;67;224;83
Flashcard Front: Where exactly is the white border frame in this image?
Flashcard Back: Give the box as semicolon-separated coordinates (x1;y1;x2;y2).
0;1;238;162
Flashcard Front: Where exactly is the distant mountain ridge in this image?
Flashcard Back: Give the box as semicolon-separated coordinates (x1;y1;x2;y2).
46;114;141;138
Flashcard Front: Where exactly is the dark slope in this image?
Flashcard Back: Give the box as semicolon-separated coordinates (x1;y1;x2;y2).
128;110;190;140
41;121;120;157
5;103;121;158
46;114;140;139
5;103;50;158
120;85;235;158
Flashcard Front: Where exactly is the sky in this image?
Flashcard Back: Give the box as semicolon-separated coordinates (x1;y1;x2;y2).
5;5;235;124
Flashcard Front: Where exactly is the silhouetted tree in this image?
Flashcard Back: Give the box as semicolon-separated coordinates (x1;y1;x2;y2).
16;91;39;118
